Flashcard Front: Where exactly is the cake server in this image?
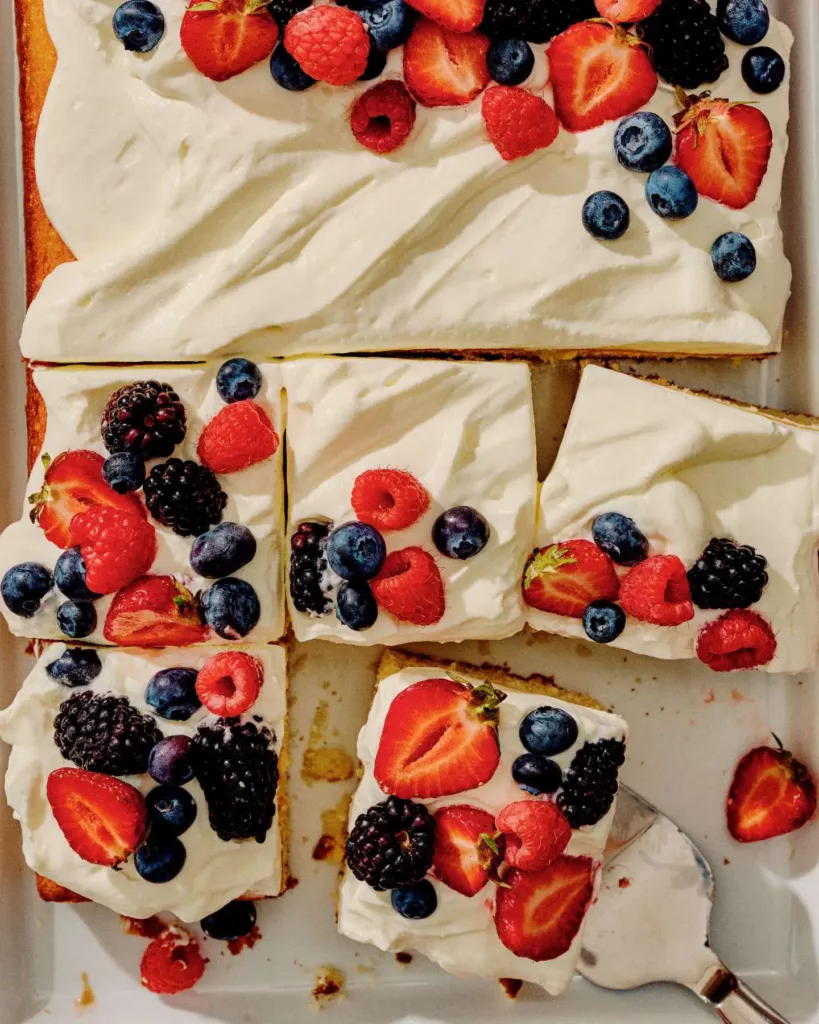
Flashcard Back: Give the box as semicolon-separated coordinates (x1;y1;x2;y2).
578;785;790;1024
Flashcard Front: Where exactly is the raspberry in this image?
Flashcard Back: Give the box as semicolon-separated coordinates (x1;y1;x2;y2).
696;609;777;672
371;546;445;626
197;400;279;474
140;930;207;995
284;5;370;86
496;800;572;871
70;506;157;594
195;651;263;716
351;80;417;155
482;86;559;161
618;554;694;626
351;469;430;532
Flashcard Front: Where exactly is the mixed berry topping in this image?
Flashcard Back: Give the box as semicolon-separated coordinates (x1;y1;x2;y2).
190;522;257;578
645;165;698;219
638;0;727;89
511;751;562;795
267;0;311;30
582;190;630;241
480;0;596;44
695;608;777;672
56;599;97;639
140;931;206;994
520;705;578;756
619;554;694;626
727;740;816;843
146;785;198;837
497;800;571;870
352;468;430;532
1;562;53;618
199;577;262;639
195;651;263;717
216;358;263;404
102;451;146;495
431;804;500;897
741;45;784;94
335;580;379;631
201;900;258;940
144;458;228;538
687;537;768;610
582;599;626;644
716;0;769;45
591;512;648;566
711;231;757;282
55;548;99;601
104;575;208;647
350;80;417;155
346;795;436;890
101;381;187;460
181;0;280;82
613;111;672;173
486;38;534;86
70;505;157;594
54;691;162;776
46;648;102;688
147;734;196;786
557;737;626;828
289;520;335;616
523;540;619;619
145;667;202;721
197;399;279;474
482;85;559;162
136;834;187;883
326;522;386;580
112;0;165;52
432;506;490;560
391;880;438;919
371;547;445;625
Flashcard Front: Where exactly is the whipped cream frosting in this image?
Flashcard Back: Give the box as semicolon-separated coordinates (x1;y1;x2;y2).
529;365;819;673
0;643;286;921
0;362;285;645
20;0;791;361
337;662;629;994
282;357;537;644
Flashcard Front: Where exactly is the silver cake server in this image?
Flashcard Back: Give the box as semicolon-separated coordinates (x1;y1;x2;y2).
578;785;790;1024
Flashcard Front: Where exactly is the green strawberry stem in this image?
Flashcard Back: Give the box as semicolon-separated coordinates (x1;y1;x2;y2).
524;544;577;589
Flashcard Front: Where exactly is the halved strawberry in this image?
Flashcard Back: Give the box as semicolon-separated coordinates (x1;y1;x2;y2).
432;804;501;897
549;21;657;132
181;0;279;83
405;0;485;34
523;540;619;619
28;450;145;550
403;18;490;108
494;855;596;962
46;767;147;867
595;0;662;20
674;96;773;210
496;800;572;872
374;676;505;799
103;575;208;647
727;741;816;843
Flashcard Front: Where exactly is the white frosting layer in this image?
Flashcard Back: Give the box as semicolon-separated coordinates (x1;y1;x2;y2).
0;643;286;921
529;366;819;673
282;357;537;644
337;663;629;994
20;0;791;361
0;363;285;644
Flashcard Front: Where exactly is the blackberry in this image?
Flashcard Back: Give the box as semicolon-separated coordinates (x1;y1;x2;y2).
289;521;335;616
639;0;728;90
143;458;228;537
480;0;596;44
687;537;768;610
191;717;279;843
558;738;626;828
346;796;435;891
101;380;187;459
54;691;162;776
267;0;309;28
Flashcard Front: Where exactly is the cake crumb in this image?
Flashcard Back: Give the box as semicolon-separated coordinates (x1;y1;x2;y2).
228;925;262;956
575;644;592;658
312;793;352;864
302;702;355;783
76;973;95;1010
731;689;753;704
499;978;523;999
704;689;716;704
395;952;413;966
120;915;165;938
723;858;731;866
313;965;345;1007
618;877;631;889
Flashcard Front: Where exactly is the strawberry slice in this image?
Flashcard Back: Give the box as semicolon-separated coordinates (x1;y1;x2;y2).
374;676;505;799
494;855;596;962
181;0;279;83
28;450;145;550
549;21;657;132
674;96;773;210
405;0;485;34
523;540;619;619
403;18;490;108
496;800;572;872
594;0;662;20
46;767;147;867
103;575;208;647
432;804;501;897
727;741;816;843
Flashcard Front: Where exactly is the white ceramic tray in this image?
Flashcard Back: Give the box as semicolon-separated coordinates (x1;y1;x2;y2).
2;1;819;1021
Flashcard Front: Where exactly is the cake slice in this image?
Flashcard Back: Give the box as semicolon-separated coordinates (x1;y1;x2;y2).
337;650;628;994
525;365;819;674
0;642;287;921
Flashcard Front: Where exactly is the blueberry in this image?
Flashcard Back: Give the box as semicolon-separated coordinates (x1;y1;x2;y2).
1;563;53;617
145;667;201;721
348;0;415;51
135;835;186;883
146;786;197;837
741;46;785;94
613;112;672;173
582;191;630;241
336;581;378;631
592;512;649;566
583;600;627;644
56;600;97;639
200;578;261;639
645;166;698;219
717;0;769;45
112;0;165;53
148;735;195;786
391;880;437;920
487;38;534;86
326;523;386;581
432;506;490;560
46;648;102;687
359;43;387;80
216;358;263;404
520;707;578;756
270;45;317;90
54;547;100;602
201;900;257;941
511;752;562;795
190;523;257;579
711;231;757;282
102;452;145;494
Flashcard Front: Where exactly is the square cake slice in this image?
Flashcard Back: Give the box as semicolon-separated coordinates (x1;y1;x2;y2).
0;361;285;645
0;642;287;921
283;357;537;645
526;365;819;674
338;650;628;994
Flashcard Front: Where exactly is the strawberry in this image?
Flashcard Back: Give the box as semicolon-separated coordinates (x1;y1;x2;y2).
370;546;445;626
46;767;147;867
727;740;816;843
594;0;662;20
494;855;596;962
496;800;572;872
140;930;207;994
696;608;777;672
405;0;485;34
103;575;208;647
523;540;619;619
195;650;262;716
284;5;370;86
351;81;417;155
351;469;429;532
548;22;657;133
197;400;279;474
618;554;694;626
27;450;144;550
432;805;501;897
180;0;279;83
482;86;559;162
674;96;773;210
403;18;490;108
70;506;157;594
374;675;505;799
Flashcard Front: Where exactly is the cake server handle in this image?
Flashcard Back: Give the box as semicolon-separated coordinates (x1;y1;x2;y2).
688;963;791;1024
